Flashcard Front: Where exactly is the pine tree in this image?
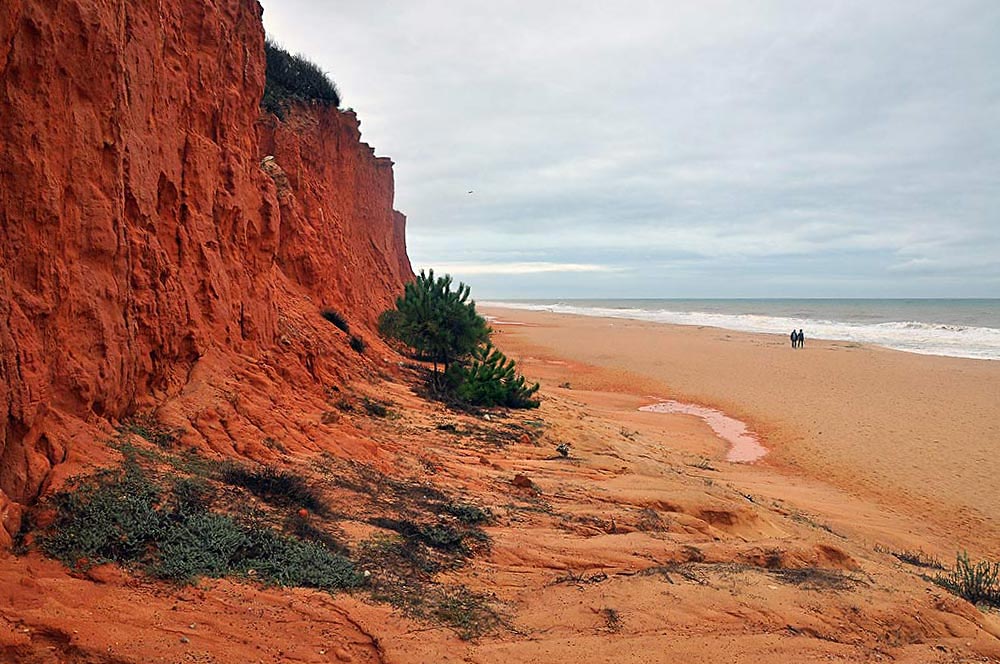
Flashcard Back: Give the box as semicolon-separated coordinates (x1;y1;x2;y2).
391;270;490;386
449;342;540;408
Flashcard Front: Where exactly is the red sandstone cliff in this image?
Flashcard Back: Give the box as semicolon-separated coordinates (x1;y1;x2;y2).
0;0;412;547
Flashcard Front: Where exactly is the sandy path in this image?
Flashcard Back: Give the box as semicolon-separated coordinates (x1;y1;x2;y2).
482;307;1000;556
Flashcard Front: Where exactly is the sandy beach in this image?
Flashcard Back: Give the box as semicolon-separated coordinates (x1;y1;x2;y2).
483;306;1000;556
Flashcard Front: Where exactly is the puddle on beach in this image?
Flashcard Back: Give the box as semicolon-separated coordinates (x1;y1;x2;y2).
639;400;768;463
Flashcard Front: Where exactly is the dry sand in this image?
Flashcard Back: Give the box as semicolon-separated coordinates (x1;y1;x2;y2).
483;306;1000;556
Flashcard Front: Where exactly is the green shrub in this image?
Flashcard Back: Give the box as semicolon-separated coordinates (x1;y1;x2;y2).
349;334;366;354
321;308;349;333
262;39;340;118
443;502;492;525
932;551;1000;607
218;464;328;515
448;342;540;409
39;462;163;565
36;465;361;590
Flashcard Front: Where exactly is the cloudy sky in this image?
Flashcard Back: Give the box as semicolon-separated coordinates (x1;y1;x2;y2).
260;1;999;299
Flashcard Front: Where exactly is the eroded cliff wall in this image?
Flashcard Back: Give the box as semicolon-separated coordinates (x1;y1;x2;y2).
0;0;412;546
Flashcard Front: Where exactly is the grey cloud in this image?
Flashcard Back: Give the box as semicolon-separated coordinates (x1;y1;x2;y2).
261;0;1000;297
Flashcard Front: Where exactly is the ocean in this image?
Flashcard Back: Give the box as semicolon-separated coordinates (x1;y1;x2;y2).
480;299;1000;361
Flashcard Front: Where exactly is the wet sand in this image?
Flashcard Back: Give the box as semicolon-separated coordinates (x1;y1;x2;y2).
482;306;1000;556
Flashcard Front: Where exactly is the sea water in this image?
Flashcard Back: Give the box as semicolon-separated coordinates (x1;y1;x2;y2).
480;299;1000;361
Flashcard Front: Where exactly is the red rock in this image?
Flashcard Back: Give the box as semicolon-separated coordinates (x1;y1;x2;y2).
512;474;535;490
85;563;127;585
518;433;532;445
0;0;412;548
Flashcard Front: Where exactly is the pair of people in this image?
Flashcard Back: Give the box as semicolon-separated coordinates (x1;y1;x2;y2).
790;329;805;349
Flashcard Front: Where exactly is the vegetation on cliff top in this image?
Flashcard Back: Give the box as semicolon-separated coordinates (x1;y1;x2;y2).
262;39;341;118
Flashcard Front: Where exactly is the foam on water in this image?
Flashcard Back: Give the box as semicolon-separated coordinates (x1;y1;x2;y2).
639;400;767;463
482;301;1000;361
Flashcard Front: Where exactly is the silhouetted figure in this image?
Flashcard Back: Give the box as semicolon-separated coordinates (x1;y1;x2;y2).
797;329;805;348
790;329;797;349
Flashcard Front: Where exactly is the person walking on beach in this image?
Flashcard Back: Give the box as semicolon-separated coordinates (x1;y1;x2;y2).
797;329;805;348
790;329;798;349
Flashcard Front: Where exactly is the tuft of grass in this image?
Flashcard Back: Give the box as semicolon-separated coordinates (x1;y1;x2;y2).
931;551;1000;608
768;567;858;591
218;464;328;515
361;397;390;418
875;544;944;570
430;586;503;641
262;39;340;118
321;308;350;333
689;457;717;472
600;607;622;632
349;334;367;354
117;414;183;449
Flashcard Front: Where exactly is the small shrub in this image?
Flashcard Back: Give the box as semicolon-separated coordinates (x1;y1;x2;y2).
381;270;490;383
932;551;1000;607
170;477;216;517
443;502;492;525
321;308;349;333
555;443;571;458
349;334;366;354
369;517;468;555
218;464;328;515
262;437;288;454
361;397;389;418
38;462;163;566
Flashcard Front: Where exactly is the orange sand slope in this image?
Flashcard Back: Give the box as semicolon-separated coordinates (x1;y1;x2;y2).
483;306;1000;556
3;312;1000;663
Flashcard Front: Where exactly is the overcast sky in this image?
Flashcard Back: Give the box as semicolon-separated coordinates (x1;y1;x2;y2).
260;1;999;299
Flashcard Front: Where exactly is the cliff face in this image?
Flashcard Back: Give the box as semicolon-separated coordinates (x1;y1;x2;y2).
0;0;412;547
